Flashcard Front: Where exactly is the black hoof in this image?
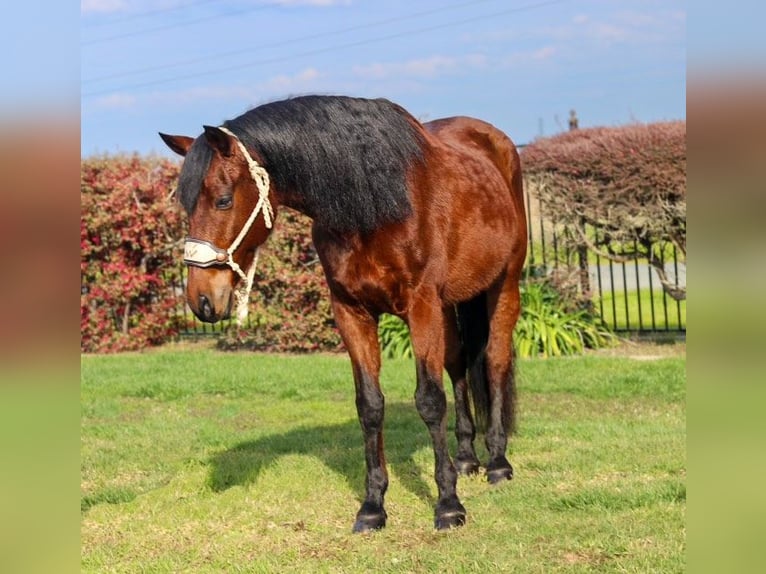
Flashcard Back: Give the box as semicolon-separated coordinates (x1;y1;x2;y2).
352;503;387;533
455;456;481;476
486;457;514;484
434;498;467;530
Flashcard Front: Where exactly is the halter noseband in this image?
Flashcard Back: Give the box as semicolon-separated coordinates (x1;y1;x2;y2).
183;126;274;324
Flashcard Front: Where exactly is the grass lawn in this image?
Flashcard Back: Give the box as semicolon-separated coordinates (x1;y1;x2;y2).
597;288;686;332
81;345;685;573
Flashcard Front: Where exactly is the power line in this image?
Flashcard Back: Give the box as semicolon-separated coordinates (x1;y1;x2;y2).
82;0;567;98
82;3;272;46
83;0;499;85
82;0;219;29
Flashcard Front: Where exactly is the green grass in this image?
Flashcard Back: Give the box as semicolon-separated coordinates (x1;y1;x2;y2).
597;288;686;331
81;348;685;573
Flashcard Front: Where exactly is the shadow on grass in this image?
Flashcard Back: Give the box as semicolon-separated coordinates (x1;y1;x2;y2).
81;487;138;513
208;402;438;505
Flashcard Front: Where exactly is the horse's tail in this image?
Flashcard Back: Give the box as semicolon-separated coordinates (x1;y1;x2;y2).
456;293;516;435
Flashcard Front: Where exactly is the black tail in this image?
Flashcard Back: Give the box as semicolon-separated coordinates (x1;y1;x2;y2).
456;293;517;435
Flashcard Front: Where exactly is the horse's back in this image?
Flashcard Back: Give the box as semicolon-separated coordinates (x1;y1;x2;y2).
424;116;523;205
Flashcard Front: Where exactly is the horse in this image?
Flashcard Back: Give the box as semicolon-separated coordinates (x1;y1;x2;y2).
159;95;527;532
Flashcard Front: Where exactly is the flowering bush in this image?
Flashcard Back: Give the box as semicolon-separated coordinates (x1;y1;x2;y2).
81;155;343;354
80;155;185;352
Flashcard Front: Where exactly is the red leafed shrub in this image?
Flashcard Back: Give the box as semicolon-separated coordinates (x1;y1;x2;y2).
521;121;686;299
217;208;343;353
81;154;341;353
81;155;186;352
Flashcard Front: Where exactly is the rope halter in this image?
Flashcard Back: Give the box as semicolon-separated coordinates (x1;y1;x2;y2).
183;126;274;324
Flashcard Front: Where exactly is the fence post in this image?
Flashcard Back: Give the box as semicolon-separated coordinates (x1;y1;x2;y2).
577;218;592;302
568;111;591;301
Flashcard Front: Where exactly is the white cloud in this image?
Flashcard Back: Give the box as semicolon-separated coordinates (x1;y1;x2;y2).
143;68;324;106
501;45;557;68
531;46;556;60
537;8;683;49
560;9;685;46
80;0;128;13
590;21;630;43
93;93;136;109
262;67;321;91
155;85;256;104
267;0;352;6
353;54;487;80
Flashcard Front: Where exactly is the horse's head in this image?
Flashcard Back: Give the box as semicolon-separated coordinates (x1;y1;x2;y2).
160;126;275;323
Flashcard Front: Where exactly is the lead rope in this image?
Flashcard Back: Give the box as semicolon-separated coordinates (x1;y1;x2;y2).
217;126;274;324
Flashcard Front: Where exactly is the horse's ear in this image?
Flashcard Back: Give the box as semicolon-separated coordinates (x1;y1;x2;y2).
159;133;194;157
203;125;235;157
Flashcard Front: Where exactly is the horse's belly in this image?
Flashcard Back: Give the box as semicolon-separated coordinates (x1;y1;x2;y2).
443;249;508;303
440;199;525;303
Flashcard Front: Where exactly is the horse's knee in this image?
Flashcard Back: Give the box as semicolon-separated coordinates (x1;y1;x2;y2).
357;391;384;434
414;360;447;427
415;383;446;427
354;370;384;433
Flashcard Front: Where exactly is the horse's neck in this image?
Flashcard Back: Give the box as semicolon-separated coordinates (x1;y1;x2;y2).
273;186;315;221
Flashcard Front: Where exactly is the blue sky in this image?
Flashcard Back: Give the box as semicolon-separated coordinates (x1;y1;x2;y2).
81;0;686;157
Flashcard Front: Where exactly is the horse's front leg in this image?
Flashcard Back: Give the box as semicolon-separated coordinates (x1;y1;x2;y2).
408;291;467;529
330;297;388;533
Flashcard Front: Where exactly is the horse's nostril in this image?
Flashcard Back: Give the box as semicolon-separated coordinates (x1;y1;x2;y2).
199;294;213;320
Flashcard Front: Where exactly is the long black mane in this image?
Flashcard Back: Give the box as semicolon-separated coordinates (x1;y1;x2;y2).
178;95;427;233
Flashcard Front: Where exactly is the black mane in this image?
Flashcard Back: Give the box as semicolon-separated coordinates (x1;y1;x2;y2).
177;95;427;233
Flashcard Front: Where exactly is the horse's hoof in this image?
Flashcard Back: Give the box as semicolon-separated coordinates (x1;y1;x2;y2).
455;456;481;476
352;504;387;533
434;498;467;530
486;458;514;484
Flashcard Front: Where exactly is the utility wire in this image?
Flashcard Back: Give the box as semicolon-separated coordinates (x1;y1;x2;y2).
83;0;499;85
82;0;566;98
82;3;272;46
82;0;219;29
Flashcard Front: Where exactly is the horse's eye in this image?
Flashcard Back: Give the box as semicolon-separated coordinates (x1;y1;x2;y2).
215;196;233;210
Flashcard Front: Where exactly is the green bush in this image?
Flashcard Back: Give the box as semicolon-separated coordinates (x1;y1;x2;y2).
515;280;615;358
375;280;615;360
378;314;413;359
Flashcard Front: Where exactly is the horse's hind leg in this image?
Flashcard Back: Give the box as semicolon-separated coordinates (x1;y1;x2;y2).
443;305;480;475
484;269;522;484
330;298;388;533
408;292;466;529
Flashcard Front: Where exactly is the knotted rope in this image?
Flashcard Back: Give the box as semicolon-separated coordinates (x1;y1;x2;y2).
218;126;274;324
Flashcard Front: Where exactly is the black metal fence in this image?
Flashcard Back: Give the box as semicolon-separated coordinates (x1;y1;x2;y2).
176;190;685;338
523;188;686;335
173;278;241;336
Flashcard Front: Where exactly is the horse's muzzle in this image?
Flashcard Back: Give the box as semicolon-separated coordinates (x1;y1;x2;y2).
192;292;233;323
186;273;234;323
191;293;232;323
198;294;216;322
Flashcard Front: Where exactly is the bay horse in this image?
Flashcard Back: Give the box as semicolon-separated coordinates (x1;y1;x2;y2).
160;95;527;532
